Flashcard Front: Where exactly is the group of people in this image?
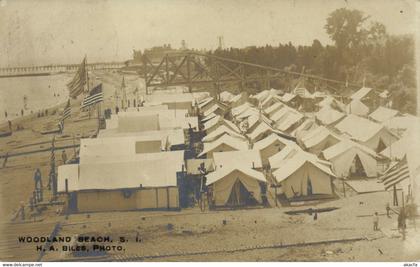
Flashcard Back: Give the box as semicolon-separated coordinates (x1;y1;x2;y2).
373;201;417;239
15;150;69;221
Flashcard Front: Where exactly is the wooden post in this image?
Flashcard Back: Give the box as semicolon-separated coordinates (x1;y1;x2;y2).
393;185;398;206
187;54;192;93
342;178;346;197
402;191;405;208
274;185;278;207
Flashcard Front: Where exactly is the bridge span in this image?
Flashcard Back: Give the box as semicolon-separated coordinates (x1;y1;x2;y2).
0;62;126;78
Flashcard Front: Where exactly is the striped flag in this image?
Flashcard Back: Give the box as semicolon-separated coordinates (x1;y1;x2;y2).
67;57;87;98
81;83;103;109
381;156;410;191
62;99;71;121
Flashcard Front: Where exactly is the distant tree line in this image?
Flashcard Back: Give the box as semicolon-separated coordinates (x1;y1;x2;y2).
208;8;416;114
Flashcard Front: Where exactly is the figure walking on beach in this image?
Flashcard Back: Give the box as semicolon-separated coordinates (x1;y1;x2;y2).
33;168;43;202
373;212;379;231
61;150;67;165
386;202;391;217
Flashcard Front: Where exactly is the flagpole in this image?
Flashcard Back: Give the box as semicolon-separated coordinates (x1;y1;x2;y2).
85;55;91;119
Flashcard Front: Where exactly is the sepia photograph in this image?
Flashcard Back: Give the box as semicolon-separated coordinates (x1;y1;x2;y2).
0;0;419;264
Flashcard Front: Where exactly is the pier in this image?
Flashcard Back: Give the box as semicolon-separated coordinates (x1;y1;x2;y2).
0;62;126;78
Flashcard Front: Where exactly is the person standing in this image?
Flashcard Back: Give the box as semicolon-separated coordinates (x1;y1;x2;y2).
4;110;7;118
386;202;391;217
373;212;379;231
33;168;43;202
61;150;68;165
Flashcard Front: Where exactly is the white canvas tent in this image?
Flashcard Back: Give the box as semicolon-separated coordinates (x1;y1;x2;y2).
219;91;235;102
253;133;296;165
264;102;284;117
206;166;267;207
315;106;346;126
350;87;373;100
204;116;240;134
231;102;253;117
198;134;248;158
291;119;319;139
300;126;341;155
346;99;369;116
335;114;398;152
248;122;280;143
320;139;383;178
213;150;263;170
270;147;335;199
202;125;246;143
369;106;399;123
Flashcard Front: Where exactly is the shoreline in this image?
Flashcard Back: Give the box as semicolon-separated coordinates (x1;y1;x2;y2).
0;100;69;131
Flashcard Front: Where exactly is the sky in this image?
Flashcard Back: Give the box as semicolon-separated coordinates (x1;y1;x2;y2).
0;0;417;67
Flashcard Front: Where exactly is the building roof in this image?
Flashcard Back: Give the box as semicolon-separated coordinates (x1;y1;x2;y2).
79;135;168;164
198;134;248;157
213;150;263;169
316;106;346;126
98;128;185;147
369;106;399;123
144;93;195;104
335;114;385;142
350;87;373;100
61;151;185;191
206;166;266;185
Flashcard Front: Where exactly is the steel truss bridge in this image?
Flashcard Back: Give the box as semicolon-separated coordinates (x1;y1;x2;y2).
142;51;359;95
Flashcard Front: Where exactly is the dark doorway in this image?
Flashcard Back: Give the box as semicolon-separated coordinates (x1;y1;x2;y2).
226;179;258;206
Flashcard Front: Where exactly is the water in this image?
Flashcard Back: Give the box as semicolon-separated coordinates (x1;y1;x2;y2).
0;73;71;123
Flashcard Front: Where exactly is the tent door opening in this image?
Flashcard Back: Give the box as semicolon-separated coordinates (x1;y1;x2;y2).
376;138;387;153
349;154;366;178
226;178;258;207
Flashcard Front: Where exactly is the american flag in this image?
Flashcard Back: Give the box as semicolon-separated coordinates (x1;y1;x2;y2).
67;57;87;98
381;156;410;191
62;99;71;121
81;83;103;109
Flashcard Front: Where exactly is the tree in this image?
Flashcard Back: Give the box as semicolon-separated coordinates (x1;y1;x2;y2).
325;8;369;51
